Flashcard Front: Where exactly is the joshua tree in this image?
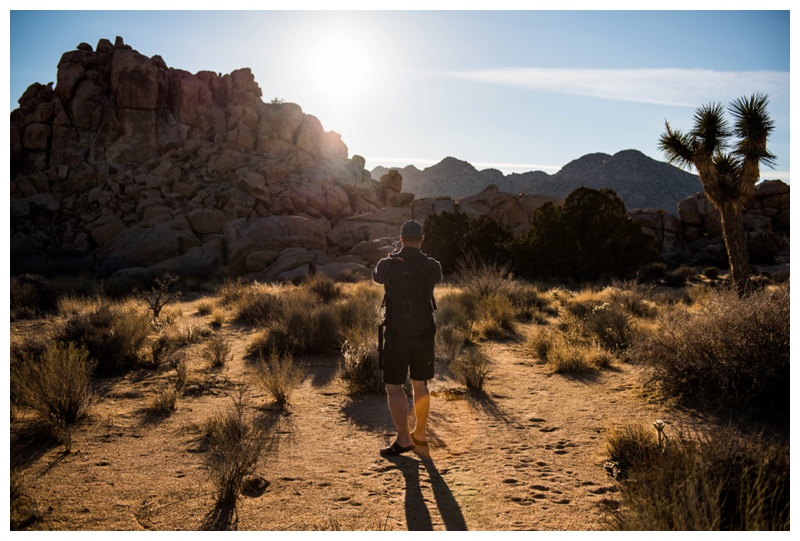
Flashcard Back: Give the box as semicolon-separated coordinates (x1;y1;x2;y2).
659;93;776;295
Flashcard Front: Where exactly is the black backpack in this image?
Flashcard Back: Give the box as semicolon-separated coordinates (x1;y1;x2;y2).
383;255;436;337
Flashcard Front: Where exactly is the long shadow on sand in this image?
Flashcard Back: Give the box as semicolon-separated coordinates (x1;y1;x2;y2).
466;390;525;429
383;449;468;531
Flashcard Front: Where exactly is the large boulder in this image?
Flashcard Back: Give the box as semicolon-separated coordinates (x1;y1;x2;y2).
327;207;412;251
223;215;327;275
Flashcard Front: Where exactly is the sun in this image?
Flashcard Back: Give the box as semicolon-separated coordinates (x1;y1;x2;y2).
302;31;376;105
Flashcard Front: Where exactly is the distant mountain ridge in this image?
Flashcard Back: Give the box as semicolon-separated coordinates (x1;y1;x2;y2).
372;149;703;214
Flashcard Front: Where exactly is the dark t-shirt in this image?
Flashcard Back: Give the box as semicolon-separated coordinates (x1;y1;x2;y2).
372;247;443;292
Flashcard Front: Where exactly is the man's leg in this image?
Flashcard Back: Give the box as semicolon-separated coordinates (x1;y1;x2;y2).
385;383;413;448
411;379;430;444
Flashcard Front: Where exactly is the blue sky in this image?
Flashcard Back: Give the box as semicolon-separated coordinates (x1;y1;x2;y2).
5;3;793;183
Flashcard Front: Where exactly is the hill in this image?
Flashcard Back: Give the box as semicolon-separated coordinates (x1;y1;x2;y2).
372;150;703;214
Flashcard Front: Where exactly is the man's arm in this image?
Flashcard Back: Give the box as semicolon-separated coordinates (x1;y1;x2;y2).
372;257;391;285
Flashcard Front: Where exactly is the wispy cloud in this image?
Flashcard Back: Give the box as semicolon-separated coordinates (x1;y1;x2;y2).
444;68;789;107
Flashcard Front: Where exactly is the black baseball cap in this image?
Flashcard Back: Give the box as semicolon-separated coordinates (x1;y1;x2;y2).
400;220;424;238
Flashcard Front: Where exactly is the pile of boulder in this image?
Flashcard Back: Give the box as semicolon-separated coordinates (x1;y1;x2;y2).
630;179;789;267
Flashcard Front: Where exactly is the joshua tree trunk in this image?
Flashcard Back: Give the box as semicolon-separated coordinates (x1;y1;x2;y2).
717;201;750;295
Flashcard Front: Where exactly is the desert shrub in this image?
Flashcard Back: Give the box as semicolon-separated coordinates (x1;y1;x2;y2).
452;346;491;391
231;285;283;325
304;272;342;304
203;391;269;505
150;386;179;415
504;282;557;322
662;265;697;287
251;349;305;407
529;326;611;373
605;421;663;473
206;334;233;368
581;302;635;353
453;256;515;300
336;281;383;335
606;425;789;531
11;342;96;450
340;328;384;394
629;283;789;418
510;188;660;281
423;212;513;275
636;261;668;284
434;288;474;332
134;273;182;324
472;293;517;340
248;289;342;358
10;274;57;320
57;299;151;376
210;309;226;329
435;324;468;364
703;266;721;280
196;300;214;316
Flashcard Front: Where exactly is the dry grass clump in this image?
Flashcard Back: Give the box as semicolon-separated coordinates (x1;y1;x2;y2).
223;281;284;325
196;300;215;316
472;293;517;340
339;328;384;394
451;346;491;391
56;298;151;376
206;334;234;368
435;324;468;365
11;342;96;451
605;424;789;531
203;391;271;505
526;326;611;373
251;350;306;407
629;283;789;418
303;272;342;304
10;274;58;320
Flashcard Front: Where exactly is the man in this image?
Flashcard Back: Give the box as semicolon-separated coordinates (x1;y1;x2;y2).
373;220;443;456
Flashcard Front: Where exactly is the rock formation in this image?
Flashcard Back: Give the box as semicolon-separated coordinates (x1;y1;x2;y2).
9;38;789;284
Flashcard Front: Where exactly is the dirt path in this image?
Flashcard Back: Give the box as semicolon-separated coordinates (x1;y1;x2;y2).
10;301;703;531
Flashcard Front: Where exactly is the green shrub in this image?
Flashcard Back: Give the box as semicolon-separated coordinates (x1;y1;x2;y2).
11;342;96;450
606;425;789;531
423;212;513;275
510;188;660;281
57;300;151;376
629;283;789;418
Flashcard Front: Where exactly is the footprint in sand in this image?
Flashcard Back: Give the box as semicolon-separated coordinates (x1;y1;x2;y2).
539;426;559;433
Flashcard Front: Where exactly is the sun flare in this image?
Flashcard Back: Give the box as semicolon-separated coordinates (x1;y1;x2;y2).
303;31;375;103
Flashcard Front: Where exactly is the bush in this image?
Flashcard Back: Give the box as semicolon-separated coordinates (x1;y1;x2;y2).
206;334;233;368
629;283;789;419
528;326;611;373
452;347;491;391
472;293;517;340
510;188;660;281
304;273;342;304
10;274;57;320
197;301;214;316
606;425;789;531
435;324;468;364
251;350;305;407
232;286;283;326
57;300;151;376
340;328;384;394
203;391;269;505
423;212;513;275
11;342;96;450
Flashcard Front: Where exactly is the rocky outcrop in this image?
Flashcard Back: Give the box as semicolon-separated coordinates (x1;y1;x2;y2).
630;179;790;266
10;37;382;281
